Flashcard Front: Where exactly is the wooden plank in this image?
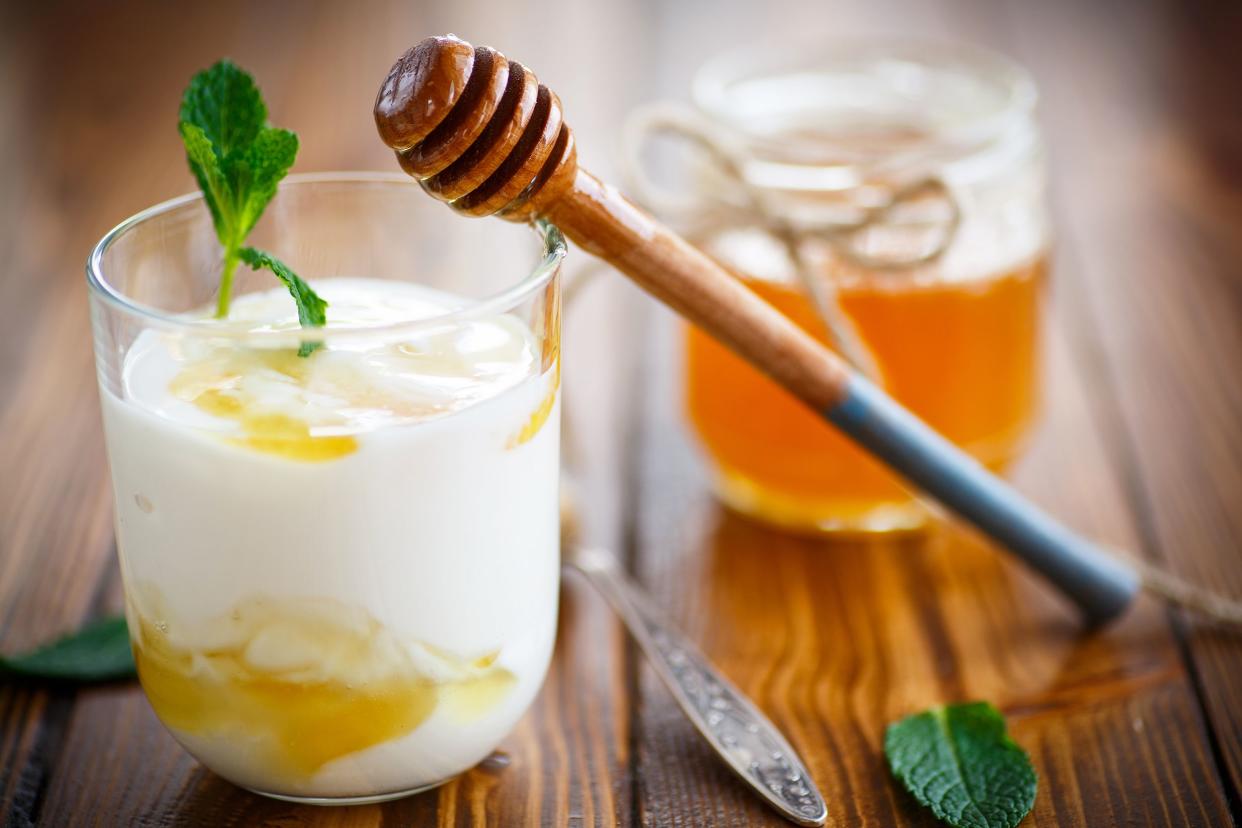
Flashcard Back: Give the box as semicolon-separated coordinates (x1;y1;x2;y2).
630;295;1231;825
0;0;158;818
1003;0;1242;803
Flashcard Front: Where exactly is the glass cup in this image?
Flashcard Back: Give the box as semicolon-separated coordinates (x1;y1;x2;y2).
87;173;565;804
646;40;1049;534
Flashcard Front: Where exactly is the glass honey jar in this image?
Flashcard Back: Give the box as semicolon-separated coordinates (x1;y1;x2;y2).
630;41;1049;534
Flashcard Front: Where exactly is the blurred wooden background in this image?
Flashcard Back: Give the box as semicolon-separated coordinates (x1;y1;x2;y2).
1;0;1239;824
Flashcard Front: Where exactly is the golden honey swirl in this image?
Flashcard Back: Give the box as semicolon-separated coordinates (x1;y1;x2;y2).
169;350;361;462
131;593;516;780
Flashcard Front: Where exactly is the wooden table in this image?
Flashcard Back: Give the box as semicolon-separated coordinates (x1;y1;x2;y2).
2;0;1239;824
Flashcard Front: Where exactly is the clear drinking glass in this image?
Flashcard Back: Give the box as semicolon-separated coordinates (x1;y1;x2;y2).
87;173;565;804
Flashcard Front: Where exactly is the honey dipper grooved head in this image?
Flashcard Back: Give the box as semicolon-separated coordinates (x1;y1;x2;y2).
375;35;578;222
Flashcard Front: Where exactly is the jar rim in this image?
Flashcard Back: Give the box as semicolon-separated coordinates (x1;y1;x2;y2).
85;171;567;345
692;37;1038;169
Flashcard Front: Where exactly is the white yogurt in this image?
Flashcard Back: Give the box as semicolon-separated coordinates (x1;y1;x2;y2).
100;278;560;799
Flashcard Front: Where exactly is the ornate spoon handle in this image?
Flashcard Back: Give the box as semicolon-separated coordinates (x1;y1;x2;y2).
567;547;828;827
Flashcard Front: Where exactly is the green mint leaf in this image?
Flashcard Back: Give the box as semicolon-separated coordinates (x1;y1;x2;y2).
233;127;298;240
179;59;266;161
179;122;233;242
885;702;1037;828
179;60;305;323
239;247;327;356
0;616;135;683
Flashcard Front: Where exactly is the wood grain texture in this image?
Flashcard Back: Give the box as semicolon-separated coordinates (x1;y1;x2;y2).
0;0;1238;825
1002;0;1242;803
631;303;1232;826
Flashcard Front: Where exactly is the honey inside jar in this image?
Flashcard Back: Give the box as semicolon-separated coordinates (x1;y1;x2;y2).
661;40;1050;533
685;256;1046;532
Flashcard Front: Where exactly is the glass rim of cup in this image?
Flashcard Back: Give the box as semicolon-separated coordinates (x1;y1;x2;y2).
86;171;567;347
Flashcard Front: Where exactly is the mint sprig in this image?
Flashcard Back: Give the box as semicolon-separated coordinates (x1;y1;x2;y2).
885;702;1037;828
0;616;135;683
239;247;326;356
179;60;327;353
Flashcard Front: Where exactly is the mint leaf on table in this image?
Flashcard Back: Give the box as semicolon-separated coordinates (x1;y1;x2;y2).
0;616;135;683
885;702;1037;828
239;247;328;356
179;60;324;349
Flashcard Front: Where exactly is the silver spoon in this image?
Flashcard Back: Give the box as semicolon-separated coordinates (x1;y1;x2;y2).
561;491;828;826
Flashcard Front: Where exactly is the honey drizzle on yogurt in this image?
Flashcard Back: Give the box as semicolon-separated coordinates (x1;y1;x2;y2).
508;362;560;448
130;592;517;779
169;351;361;461
140;278;549;462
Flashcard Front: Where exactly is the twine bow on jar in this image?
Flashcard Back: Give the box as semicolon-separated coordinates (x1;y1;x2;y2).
618;102;964;380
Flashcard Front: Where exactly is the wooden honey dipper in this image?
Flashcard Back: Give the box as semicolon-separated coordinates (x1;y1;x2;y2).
375;35;1139;624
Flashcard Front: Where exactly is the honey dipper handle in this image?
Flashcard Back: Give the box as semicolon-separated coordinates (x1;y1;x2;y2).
547;170;1140;624
546;172;854;412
